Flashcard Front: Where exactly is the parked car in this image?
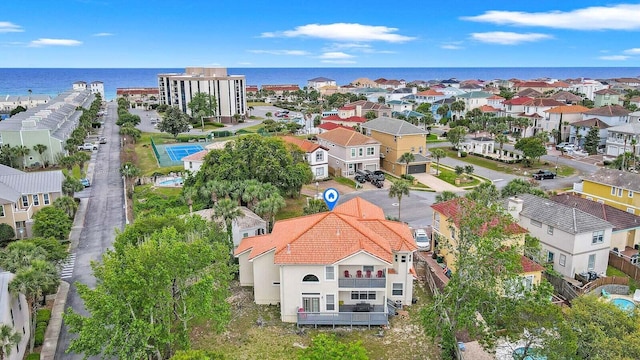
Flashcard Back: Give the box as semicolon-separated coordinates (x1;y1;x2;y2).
354;170;367;183
372;170;385;181
371;178;384;188
80;178;90;187
414;229;430;251
555;142;570;150
532;170;556;180
562;144;576;152
78;143;98;151
99;137;107;144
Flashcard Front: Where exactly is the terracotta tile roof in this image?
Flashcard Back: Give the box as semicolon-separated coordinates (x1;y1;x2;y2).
515;81;554;88
551;194;640;232
479;105;500;113
584;105;630;117
550;91;583;102
316;128;379;147
317;123;354;131
431;198;527;235
487;95;505;100
594;88;620;95
516;89;543;98
614;77;640;84
261;84;300;91
503;97;532;105
416;89;445;96
552;81;571;88
522;98;564;107
544;105;590;114
521;256;544;273
334;197;385;220
116;88;159;95
234;197;417;264
281;136;326;153
629;96;640;103
322;114;367;123
245;85;259;92
180;149;209;161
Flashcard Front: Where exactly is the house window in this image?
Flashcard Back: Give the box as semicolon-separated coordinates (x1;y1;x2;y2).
325;266;335;281
547;251;554;263
189;161;193;169
366;147;375;156
559;254;566;267
351;291;376;300
395;254;398;262
618;188;623;197
43;193;50;205
629;191;634;198
302;274;319;282
21;195;28;207
351;148;356;158
32;194;39;206
627;208;635;214
547;226;554;235
592;230;604;244
315;151;324;162
316;167;324;177
401;255;406;263
302;295;320;312
0;206;4;217
358;148;363;156
392;283;403;296
530;219;542;227
588;254;596;271
242;232;248;238
611;186;617;195
363;265;374;273
326;294;335;311
522;275;534;291
451;228;456;239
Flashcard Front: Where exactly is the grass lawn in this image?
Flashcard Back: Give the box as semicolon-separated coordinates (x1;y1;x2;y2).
607;265;638;292
433;147;576;178
275;196;308;221
436;166;480;187
334;176;357;189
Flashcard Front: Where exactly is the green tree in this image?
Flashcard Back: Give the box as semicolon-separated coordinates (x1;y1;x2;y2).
255;194;286;232
62;176;84;196
213;198;243;249
13;145;30;169
399;152;415;175
431;148;446;176
32;144;48;168
303;198;328;215
514;137;547;165
446;126;467;150
364;111;377;120
501;178;546;198
465;182;500;206
0;242;49;273
299;333;368;360
416;102;431;115
187;92;217;130
65;222;234;360
9;106;26;116
435;191;459;203
0;324;21;360
584;127;600;155
0;224;14;245
120;162;141;197
463;165;474;178
53;195;79;218
388;180;410;221
158;106;191;139
436;104;449;122
119;124;142;143
74;151;91;174
32;206;72;240
495;134;509;159
450;100;466;119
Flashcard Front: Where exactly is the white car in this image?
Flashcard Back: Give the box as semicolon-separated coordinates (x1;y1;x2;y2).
414;229;430;251
562;144;576;152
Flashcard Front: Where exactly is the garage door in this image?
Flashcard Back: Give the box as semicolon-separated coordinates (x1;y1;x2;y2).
407;164;426;174
607;146;618;156
365;164;377;171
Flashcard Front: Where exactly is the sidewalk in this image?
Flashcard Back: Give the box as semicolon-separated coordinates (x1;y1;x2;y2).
411;172;465;193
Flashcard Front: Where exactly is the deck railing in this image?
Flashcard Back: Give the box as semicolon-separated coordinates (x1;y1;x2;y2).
338;278;385;288
297;311;388;327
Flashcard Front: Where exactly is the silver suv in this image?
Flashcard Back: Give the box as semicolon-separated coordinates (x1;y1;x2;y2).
414;229;430;251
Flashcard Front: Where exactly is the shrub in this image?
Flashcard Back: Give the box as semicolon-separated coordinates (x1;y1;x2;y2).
459;151;468;157
34;328;45;346
26;354;40;360
36;309;51;323
401;174;415;181
0;223;15;245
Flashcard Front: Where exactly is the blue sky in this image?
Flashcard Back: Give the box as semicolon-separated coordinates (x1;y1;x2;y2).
2;0;640;68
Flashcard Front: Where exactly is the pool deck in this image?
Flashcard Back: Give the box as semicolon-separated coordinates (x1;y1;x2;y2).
156;176;183;187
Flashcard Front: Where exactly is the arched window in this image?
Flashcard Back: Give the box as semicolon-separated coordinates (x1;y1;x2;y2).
302;274;319;282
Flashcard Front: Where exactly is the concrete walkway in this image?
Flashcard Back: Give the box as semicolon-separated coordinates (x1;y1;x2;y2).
411;172;464;192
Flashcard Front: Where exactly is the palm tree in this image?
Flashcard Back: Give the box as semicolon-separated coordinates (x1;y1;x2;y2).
58;156;76;171
181;186;199;215
0;242;49;273
119;125;142;143
241;180;264;210
0;145;15;168
435;191;459;203
33;144;47;168
450;100;466;120
431;149;446;176
495;134;509;159
0;324;21;360
53;196;79;218
200;180;231;205
388;180;410;221
213;198;243;249
120;162;141;196
74;151;91;175
9;259;59;352
436;104;449;122
13;146;29;170
399;152;415;176
255;194;286;232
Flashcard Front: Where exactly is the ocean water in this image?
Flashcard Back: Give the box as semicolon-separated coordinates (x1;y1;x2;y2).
1;67;640;101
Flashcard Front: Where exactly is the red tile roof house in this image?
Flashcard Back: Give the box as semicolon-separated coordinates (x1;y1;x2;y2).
316;122;355;133
320;114;367;128
234;197;418;326
281;136;329;180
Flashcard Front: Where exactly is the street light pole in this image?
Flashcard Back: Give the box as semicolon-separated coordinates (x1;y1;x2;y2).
315;181;319;199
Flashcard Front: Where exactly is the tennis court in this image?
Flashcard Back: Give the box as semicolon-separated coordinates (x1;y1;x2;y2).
166;144;205;161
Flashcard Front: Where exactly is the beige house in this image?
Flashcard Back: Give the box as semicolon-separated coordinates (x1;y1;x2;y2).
316;128;380;177
234;197;418;325
361;117;431;176
338;100;392;119
0;165;63;238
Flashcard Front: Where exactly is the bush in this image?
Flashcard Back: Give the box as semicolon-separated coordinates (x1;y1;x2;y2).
401;174;415;181
460;151;468;157
0;223;15;244
34;328;45;346
26;354;40;360
36;309;51;323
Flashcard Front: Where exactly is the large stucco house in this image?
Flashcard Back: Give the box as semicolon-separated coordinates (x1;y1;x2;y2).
281;136;329;180
361;117;430;176
234;197;418;326
573;168;640;215
316;128;380;177
0;165;64;238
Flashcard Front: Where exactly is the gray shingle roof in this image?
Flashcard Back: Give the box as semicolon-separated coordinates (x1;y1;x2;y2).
584;168;640;193
507;193;613;234
607;122;640;135
361;117;428;136
551;194;640;232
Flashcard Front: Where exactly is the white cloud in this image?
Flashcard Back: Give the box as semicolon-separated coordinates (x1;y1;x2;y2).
623;48;640;54
248;49;310;56
461;4;640;30
29;38;82;47
318;52;354;60
92;32;114;37
321;59;357;64
599;55;630;61
0;22;23;33
441;44;463;50
470;32;552;45
261;23;415;43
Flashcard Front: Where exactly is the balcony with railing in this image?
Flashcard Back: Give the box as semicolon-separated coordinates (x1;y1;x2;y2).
13;205;34;222
339;269;386;288
297;304;388;327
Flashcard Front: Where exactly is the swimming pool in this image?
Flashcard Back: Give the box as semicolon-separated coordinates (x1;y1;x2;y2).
157;177;183;186
611;298;636;312
512;347;547;360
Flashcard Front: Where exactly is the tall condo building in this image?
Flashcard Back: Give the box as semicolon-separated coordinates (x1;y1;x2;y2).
157;67;246;123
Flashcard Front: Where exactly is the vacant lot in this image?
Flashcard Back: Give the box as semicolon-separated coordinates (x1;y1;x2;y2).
191;280;441;360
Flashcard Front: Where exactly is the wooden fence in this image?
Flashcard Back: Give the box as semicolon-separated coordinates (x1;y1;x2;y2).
608;252;640;282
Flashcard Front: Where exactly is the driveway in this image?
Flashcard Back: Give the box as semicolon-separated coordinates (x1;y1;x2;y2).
56;101;125;359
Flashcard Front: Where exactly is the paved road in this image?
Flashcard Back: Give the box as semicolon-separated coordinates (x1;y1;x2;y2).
56;102;125;359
